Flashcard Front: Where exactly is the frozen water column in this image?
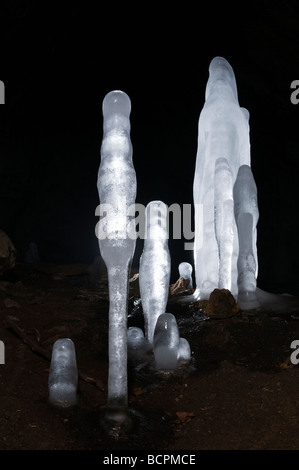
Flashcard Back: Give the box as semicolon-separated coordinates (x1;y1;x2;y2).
233;165;260;308
193;56;251;299
139;201;171;345
97;90;136;415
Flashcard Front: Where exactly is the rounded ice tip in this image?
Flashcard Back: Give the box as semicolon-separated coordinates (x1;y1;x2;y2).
102;90;131;118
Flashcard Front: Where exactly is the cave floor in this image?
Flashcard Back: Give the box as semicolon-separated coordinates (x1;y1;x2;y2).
1;263;299;453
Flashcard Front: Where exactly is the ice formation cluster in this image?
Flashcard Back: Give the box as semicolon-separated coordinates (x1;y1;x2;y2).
193;56;259;308
96;57;298;424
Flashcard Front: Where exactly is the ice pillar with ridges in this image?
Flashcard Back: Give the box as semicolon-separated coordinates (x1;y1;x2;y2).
97;90;136;417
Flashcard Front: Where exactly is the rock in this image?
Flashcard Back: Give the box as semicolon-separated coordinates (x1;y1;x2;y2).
4;298;20;309
0;230;17;274
205;288;240;319
169;277;193;297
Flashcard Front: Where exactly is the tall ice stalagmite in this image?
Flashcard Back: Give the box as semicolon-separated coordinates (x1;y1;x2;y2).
193;56;251;299
97;90;136;419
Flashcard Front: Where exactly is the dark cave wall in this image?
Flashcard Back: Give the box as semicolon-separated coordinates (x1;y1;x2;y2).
0;1;298;294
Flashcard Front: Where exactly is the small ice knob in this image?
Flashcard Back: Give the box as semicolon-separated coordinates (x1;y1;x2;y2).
178;262;193;289
127;326;151;362
102;89;131;118
48;338;78;407
153;313;180;371
177;337;191;363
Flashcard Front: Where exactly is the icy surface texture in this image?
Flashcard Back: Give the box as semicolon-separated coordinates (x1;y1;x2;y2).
193;56;251;299
233;165;260;308
178;262;193;289
48;338;78;407
177;337;191;363
139;201;171;345
97;90;136;410
153;313;180;371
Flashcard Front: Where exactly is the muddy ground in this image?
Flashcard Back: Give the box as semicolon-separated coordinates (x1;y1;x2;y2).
1;262;299;456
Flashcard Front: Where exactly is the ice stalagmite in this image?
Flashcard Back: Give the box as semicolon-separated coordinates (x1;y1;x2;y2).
97;90;136;418
139;201;171;345
48;338;78;407
127;326;151;363
177;337;191;363
193;56;251;299
233;165;260;309
153;313;180;370
178;262;193;289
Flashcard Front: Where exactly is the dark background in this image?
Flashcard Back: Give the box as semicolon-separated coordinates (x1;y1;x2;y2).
0;1;298;293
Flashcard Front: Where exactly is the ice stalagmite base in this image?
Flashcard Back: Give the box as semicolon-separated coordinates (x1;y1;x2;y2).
139;201;171;345
97;90;136;427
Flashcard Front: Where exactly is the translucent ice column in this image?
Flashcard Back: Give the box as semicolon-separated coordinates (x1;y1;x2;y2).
48;338;78;407
97;90;136;418
233;165;260;308
178;262;193;289
193;56;251;299
153;313;180;370
139;201;171;345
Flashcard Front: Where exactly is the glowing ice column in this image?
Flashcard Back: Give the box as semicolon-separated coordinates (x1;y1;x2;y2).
139;201;171;345
233;165;260;308
48;338;78;407
193;56;251;299
97;90;136;417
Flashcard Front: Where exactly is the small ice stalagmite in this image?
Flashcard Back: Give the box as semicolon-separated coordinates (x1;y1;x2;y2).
127;326;145;350
233;165;260;309
139;201;171;345
193;56;251;299
97;90;136;418
153;313;180;371
48;338;78;407
177;337;191;363
178;262;193;289
127;326;151;362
